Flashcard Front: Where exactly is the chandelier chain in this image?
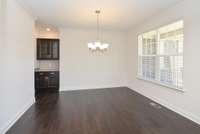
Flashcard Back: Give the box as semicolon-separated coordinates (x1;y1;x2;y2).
96;10;100;41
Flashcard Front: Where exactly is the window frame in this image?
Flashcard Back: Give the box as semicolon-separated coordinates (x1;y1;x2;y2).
137;20;185;92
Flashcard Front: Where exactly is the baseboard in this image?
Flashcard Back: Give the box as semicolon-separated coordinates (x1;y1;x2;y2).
0;97;35;134
128;86;200;125
60;85;127;92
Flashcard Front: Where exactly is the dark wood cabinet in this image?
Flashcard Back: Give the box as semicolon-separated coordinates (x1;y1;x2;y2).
35;71;59;94
37;38;59;60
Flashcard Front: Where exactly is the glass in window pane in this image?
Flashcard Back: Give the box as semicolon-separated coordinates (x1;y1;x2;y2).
159;56;183;88
52;41;58;58
142;56;156;80
142;31;157;55
158;21;184;55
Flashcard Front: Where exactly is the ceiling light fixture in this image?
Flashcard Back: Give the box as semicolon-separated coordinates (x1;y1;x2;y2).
46;28;51;31
87;10;109;51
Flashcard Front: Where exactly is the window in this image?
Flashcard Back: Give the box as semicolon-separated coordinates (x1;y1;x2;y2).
138;20;184;90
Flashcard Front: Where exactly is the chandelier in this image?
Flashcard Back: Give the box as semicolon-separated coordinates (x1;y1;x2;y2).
87;10;109;51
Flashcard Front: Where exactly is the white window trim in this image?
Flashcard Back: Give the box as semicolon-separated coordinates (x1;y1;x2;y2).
137;20;184;92
136;76;185;92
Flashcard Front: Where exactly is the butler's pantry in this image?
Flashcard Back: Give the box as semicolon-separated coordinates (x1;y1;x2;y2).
34;23;60;96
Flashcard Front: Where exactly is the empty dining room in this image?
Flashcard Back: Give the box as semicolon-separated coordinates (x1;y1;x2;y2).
1;0;200;134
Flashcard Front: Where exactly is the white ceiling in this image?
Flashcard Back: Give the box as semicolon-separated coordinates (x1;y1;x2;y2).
19;0;183;31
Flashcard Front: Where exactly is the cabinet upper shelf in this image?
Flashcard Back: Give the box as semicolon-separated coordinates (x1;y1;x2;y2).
37;38;60;60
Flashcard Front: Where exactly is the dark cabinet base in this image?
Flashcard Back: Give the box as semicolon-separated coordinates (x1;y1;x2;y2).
35;71;59;95
35;88;59;94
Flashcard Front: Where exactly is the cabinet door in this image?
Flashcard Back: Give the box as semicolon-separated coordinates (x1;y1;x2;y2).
36;72;49;89
52;40;59;59
37;39;51;59
37;39;59;60
43;40;52;59
48;72;59;88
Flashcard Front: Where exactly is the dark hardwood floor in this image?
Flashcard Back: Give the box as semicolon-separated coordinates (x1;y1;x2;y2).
6;87;200;134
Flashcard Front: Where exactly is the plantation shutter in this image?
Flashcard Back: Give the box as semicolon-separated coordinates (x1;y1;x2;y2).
138;20;184;90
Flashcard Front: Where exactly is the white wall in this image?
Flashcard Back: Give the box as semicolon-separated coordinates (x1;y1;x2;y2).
0;0;4;76
0;0;35;133
127;0;200;124
0;0;3;43
60;28;128;90
0;0;4;102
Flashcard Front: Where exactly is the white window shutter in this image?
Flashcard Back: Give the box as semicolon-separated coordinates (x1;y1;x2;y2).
138;20;184;89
